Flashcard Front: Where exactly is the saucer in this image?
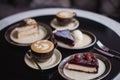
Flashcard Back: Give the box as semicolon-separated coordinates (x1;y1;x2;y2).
5;22;51;46
24;49;62;70
50;18;79;30
57;30;96;50
58;53;111;80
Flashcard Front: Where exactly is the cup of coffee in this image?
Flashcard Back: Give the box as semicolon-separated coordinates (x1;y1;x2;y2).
28;39;56;62
56;10;76;26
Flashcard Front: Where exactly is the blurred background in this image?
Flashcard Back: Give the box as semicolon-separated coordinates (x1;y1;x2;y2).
0;0;120;22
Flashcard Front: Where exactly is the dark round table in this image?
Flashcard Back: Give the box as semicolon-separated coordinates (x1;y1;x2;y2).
0;8;120;80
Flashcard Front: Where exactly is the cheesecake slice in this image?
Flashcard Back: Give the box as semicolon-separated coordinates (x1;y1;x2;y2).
67;53;99;73
53;30;75;46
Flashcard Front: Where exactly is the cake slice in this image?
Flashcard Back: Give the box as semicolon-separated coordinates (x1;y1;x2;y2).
53;30;74;46
24;18;37;25
16;18;39;39
67;53;99;73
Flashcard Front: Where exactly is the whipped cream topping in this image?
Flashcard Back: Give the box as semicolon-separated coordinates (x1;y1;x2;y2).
72;30;83;43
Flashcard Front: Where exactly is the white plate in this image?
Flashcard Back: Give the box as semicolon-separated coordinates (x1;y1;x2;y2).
50;18;79;30
5;22;51;46
58;53;111;80
24;49;62;70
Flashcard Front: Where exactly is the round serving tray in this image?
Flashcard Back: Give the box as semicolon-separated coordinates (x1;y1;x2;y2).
0;8;120;80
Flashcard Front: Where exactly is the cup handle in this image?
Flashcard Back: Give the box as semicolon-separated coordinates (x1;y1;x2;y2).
73;12;77;17
26;50;32;58
26;50;42;70
51;34;57;48
54;39;57;49
71;12;77;23
27;49;31;54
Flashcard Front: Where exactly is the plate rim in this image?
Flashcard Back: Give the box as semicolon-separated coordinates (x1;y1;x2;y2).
58;52;111;80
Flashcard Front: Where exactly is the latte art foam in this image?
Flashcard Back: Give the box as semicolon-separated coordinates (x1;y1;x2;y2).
31;40;54;53
56;11;74;18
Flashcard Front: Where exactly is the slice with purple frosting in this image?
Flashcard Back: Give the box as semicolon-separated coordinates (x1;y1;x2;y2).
53;30;74;46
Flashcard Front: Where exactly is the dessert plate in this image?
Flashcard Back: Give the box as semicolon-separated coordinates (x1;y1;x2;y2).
58;53;111;80
57;30;96;50
50;18;79;30
5;22;51;46
24;49;62;70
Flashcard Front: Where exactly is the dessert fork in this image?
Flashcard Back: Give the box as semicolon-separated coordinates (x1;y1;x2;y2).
93;47;120;60
96;40;120;55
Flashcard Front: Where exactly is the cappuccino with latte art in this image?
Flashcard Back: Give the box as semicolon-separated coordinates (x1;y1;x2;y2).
30;40;55;62
56;10;76;26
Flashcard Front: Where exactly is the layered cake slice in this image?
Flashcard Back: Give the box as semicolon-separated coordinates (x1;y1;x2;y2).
16;18;39;39
67;53;99;73
53;30;74;46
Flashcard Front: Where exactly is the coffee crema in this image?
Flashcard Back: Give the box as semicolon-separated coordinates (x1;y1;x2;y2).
56;11;74;19
31;40;54;53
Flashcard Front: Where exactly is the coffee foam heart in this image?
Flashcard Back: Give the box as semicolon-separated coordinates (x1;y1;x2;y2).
31;40;54;53
56;11;74;18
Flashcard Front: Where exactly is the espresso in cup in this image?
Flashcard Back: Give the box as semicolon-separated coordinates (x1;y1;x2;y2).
30;40;55;62
56;11;76;26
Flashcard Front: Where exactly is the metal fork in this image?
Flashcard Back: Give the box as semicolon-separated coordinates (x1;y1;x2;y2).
96;40;120;55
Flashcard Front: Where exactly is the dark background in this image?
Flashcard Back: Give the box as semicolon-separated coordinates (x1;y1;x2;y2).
0;0;120;23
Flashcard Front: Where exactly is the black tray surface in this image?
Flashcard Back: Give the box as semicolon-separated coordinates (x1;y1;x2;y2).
0;15;120;80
